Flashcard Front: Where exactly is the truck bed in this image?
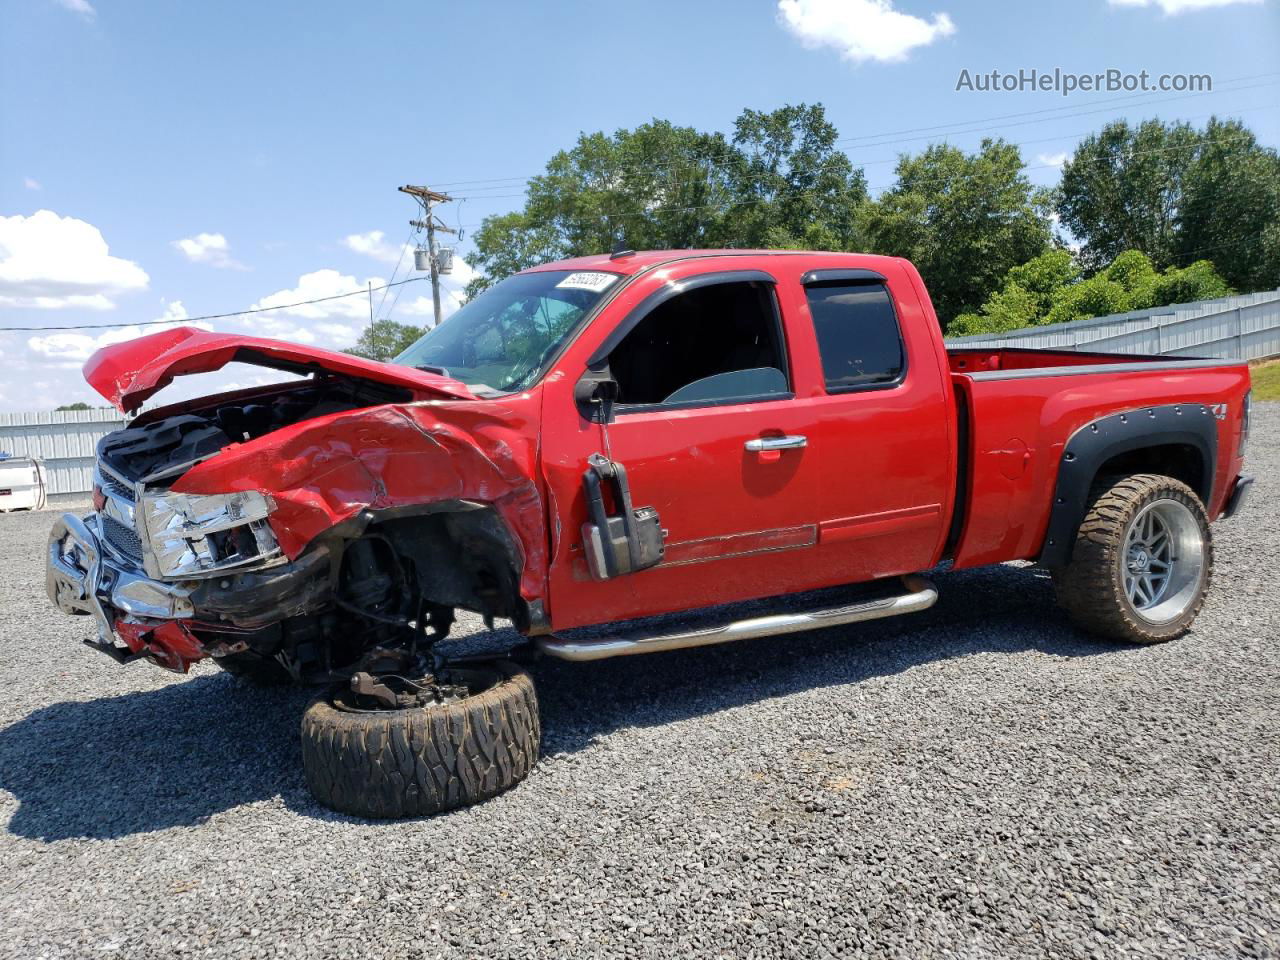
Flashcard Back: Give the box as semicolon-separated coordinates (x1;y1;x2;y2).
947;345;1231;375
944;347;1250;571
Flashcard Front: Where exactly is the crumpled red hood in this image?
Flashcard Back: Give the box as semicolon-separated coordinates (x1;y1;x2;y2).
84;326;476;412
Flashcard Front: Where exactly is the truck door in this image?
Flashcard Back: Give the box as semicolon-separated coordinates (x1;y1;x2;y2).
795;268;954;581
539;267;828;631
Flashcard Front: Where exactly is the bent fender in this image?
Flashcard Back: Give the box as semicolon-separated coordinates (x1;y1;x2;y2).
172;399;550;605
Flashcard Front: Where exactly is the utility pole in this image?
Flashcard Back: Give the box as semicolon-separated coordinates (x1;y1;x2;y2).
398;184;455;328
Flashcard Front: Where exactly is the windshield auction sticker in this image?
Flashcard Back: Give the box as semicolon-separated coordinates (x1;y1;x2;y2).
556;272;617;293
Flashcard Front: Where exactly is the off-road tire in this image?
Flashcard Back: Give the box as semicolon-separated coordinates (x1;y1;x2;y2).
299;660;539;819
213;650;292;686
1053;473;1212;644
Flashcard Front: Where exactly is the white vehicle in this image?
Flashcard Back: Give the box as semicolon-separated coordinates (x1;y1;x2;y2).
0;456;48;512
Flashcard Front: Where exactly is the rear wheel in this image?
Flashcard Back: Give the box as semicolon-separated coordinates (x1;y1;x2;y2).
300;660;539;819
1053;473;1212;644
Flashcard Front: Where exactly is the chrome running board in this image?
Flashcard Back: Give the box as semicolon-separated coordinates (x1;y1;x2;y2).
537;575;938;662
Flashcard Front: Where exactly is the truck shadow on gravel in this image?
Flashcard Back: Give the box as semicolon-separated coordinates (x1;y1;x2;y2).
528;563;1119;761
0;678;315;842
0;563;1120;840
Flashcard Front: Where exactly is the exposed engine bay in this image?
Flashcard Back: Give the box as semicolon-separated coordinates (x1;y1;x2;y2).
51;376;531;685
100;378;394;481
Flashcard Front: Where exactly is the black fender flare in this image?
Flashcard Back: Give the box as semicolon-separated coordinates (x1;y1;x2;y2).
1038;402;1219;567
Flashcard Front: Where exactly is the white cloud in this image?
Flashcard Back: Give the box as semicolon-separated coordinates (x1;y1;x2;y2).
250;269;378;321
1037;151;1069;168
173;232;246;270
53;0;95;18
0;210;149;310
25;302;203;365
23;177;41;191
442;254;476;288
777;0;956;63
0;252;478;411
245;269;391;346
342;230;405;265
1109;0;1261;12
314;321;361;342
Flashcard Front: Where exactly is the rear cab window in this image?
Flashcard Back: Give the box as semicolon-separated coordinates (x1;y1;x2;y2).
803;277;906;393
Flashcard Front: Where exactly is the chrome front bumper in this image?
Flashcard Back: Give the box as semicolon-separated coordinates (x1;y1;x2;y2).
47;513;195;647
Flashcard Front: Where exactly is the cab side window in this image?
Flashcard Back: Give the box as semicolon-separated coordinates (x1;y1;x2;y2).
805;282;905;392
607;280;790;409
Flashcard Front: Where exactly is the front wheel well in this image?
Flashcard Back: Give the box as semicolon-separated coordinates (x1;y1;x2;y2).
367;505;528;630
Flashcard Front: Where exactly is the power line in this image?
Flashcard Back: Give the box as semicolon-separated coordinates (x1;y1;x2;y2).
444;93;1280;224
431;73;1280;192
448;121;1276;231
2;277;429;333
374;224;419;322
9;88;1275;336
840;80;1280;152
1170;233;1276;264
838;71;1280;144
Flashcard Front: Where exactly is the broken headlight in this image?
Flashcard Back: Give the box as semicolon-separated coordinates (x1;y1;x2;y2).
141;489;281;579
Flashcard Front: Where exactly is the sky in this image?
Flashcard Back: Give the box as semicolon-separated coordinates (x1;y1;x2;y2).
0;0;1277;413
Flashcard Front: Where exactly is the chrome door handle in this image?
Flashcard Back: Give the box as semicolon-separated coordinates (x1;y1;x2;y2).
745;435;807;452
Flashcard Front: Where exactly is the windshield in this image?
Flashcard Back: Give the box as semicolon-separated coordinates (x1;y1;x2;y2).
394;270;621;393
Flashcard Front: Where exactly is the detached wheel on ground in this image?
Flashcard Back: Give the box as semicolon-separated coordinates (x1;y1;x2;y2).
300;660;540;819
1053;473;1213;644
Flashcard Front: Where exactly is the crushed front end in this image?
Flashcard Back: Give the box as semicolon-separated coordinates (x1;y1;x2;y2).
46;373;546;683
46;392;371;674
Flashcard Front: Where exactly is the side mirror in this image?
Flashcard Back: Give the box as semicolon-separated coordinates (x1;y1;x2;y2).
575;369;619;424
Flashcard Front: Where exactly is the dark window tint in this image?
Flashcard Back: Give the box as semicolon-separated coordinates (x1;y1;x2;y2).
805;283;904;391
608;281;789;407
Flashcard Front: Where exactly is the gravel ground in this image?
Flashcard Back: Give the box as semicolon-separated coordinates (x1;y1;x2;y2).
1;410;1277;960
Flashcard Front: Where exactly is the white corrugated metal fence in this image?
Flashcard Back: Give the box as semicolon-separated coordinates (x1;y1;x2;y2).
2;288;1277;501
0;409;128;498
946;288;1280;359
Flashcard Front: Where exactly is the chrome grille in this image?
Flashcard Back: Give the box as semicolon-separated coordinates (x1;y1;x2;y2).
100;513;143;563
98;468;136;503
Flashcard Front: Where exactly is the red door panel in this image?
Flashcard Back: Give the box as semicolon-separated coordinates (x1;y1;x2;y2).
540;400;824;629
774;265;954;582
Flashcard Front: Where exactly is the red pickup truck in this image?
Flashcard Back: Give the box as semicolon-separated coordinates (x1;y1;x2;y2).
47;250;1254;818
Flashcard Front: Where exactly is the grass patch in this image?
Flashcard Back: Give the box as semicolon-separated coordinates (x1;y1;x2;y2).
1251;360;1280;402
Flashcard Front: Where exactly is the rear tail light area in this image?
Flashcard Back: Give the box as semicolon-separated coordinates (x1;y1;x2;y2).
1240;390;1252;458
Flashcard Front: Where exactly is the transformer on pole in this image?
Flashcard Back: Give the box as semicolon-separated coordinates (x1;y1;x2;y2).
398;184;456;328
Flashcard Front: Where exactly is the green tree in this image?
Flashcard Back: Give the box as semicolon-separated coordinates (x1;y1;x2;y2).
463;211;564;301
344;319;427;362
1176;117;1280;292
1058;117;1280;290
950;249;1079;335
1042;272;1135;326
1057;119;1200;273
722;103;867;250
952;248;1232;335
466;119;740;295
465;104;869;293
1150;258;1232;307
950;285;1040;336
54;401;93;412
860;138;1052;327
